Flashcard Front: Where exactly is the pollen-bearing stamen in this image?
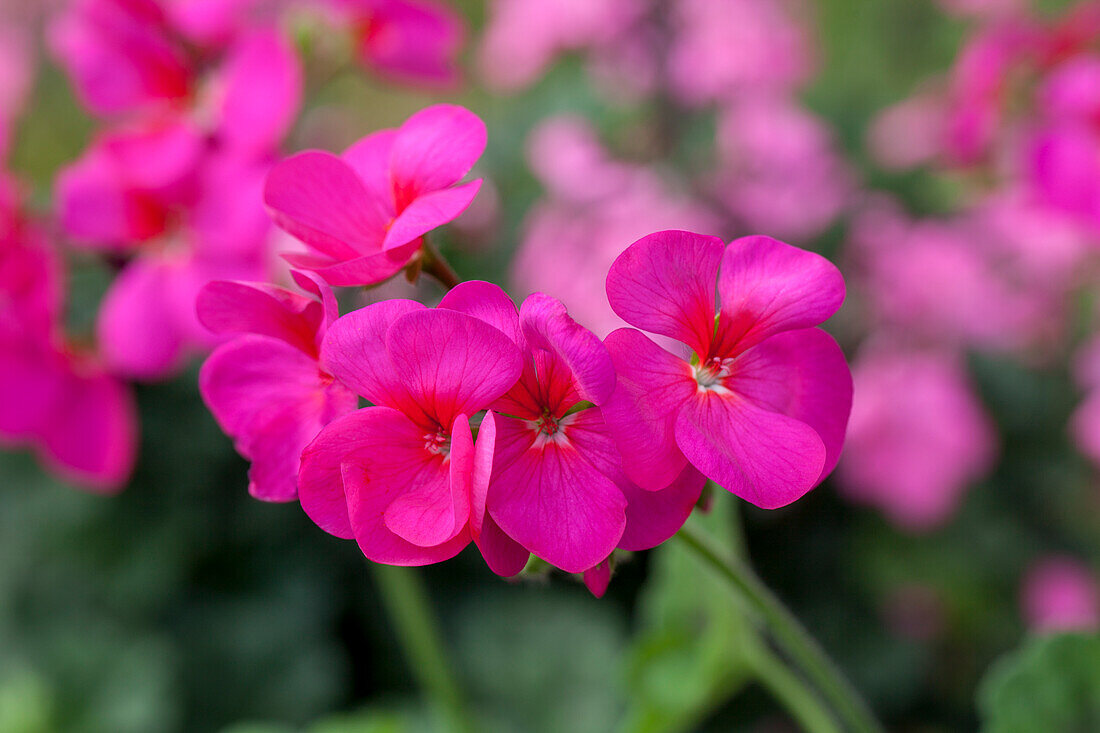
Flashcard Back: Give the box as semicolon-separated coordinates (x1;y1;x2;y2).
692;356;735;394
424;428;451;457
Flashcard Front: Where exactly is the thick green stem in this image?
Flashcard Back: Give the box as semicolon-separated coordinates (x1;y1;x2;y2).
371;564;474;733
677;523;883;733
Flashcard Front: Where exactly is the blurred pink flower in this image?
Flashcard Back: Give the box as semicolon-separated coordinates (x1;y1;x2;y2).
198;273;358;501
0;25;35;160
867;91;947;170
602;230;851;509
1021;556;1100;633
714;95;854;241
668;0;814;105
264;104;485;286
837;345;997;531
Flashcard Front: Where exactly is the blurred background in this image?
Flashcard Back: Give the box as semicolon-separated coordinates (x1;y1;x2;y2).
3;0;1100;730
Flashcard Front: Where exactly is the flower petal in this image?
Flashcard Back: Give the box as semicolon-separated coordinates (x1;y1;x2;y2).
520;292;615;406
715;235;845;355
342;129;398;209
197;280;321;356
218;28;302;158
281;241;420;288
617;463;705;551
439;280;523;345
674;391;827;509
297;408;381;539
264;151;388;260
601;328;695;490
606;229;725;356
97;258;185;380
468;411;529;576
390;104;486;202
382;178;481;249
582;560;611;598
731;328;852;482
488;414;626;573
385;308;523;428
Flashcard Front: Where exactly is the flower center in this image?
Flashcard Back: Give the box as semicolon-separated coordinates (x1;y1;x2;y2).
527;410;571;447
423;429;450;457
693;357;734;394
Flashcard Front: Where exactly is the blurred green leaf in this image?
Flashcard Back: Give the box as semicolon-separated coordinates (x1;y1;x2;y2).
979;632;1100;732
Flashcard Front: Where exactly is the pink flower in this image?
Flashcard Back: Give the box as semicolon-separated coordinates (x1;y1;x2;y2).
298;302;524;568
0;191;137;491
439;281;704;574
49;0;195;117
264;104;485;287
198;272;358;501
1021;556;1100;633
836;344;997;531
0;24;35;160
330;0;465;87
601;230;852;509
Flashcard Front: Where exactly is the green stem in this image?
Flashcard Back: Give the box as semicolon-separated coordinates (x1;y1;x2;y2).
750;646;842;733
371;564;475;733
419;238;461;290
676;523;883;733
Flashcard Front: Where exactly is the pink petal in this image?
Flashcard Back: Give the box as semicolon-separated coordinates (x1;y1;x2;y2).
390;104;486;204
382;413;472;547
356;0;463;87
730;328;852;482
583;560;611;598
97;258;185;380
439;280;523;345
281;241;420;288
385;308;524;429
218;28;302;158
382;178;481;250
606;230;725;356
601;328;695;490
264;151;389;260
342;129;398;208
674;391;827;509
520;292;615;406
469;411;529;576
320;298;425;415
715;235;845;356
197;280;322;356
0;343;66;443
298;408;383;539
341;406;471;564
488;413;627;574
55;149;167;246
290;270;340;329
617;463;705;551
40;364;137;493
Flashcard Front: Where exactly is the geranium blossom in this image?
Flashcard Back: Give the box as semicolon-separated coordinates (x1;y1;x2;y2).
264;104;484;287
197;272;358;501
601;230;851;509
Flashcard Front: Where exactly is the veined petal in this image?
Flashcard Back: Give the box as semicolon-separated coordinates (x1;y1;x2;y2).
382;179;481;249
386;308;523;428
439;280;523;345
617;464;705;551
197;280;321;356
282;241;420;288
390;104;486;203
467;411;529;576
342;129;398;208
674;391;827;509
715;235;845;355
730;328;852;482
601;328;695;490
606;230;725;356
520;292;615;406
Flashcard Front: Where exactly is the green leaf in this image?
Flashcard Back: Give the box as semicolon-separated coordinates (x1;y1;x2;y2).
979;632;1100;732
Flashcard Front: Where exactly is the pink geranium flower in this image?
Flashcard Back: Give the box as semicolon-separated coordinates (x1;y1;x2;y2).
0;188;136;491
264;104;485;287
601;230;852;509
1021;556;1100;633
299;303;524;568
197;272;358;501
438;281;704;575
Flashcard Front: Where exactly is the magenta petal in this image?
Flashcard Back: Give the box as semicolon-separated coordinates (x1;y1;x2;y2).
290;270;340;329
675;392;827;509
731;328;852;481
601;328;695;490
342;129;398;207
356;0;463;87
520;292;615;406
382;179;481;249
341;407;470;565
606;230;725;356
218;28;302;158
0;345;65;443
469;412;529;576
97;258;184;380
321;298;425;411
390;105;486;200
716;235;845;355
488;415;627;573
263;151;388;259
382;413;472;546
439;281;523;345
196;280;321;355
55;149;166;245
41;366;137;493
281;241;420;288
617;464;705;551
583;560;611;598
386;308;523;428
